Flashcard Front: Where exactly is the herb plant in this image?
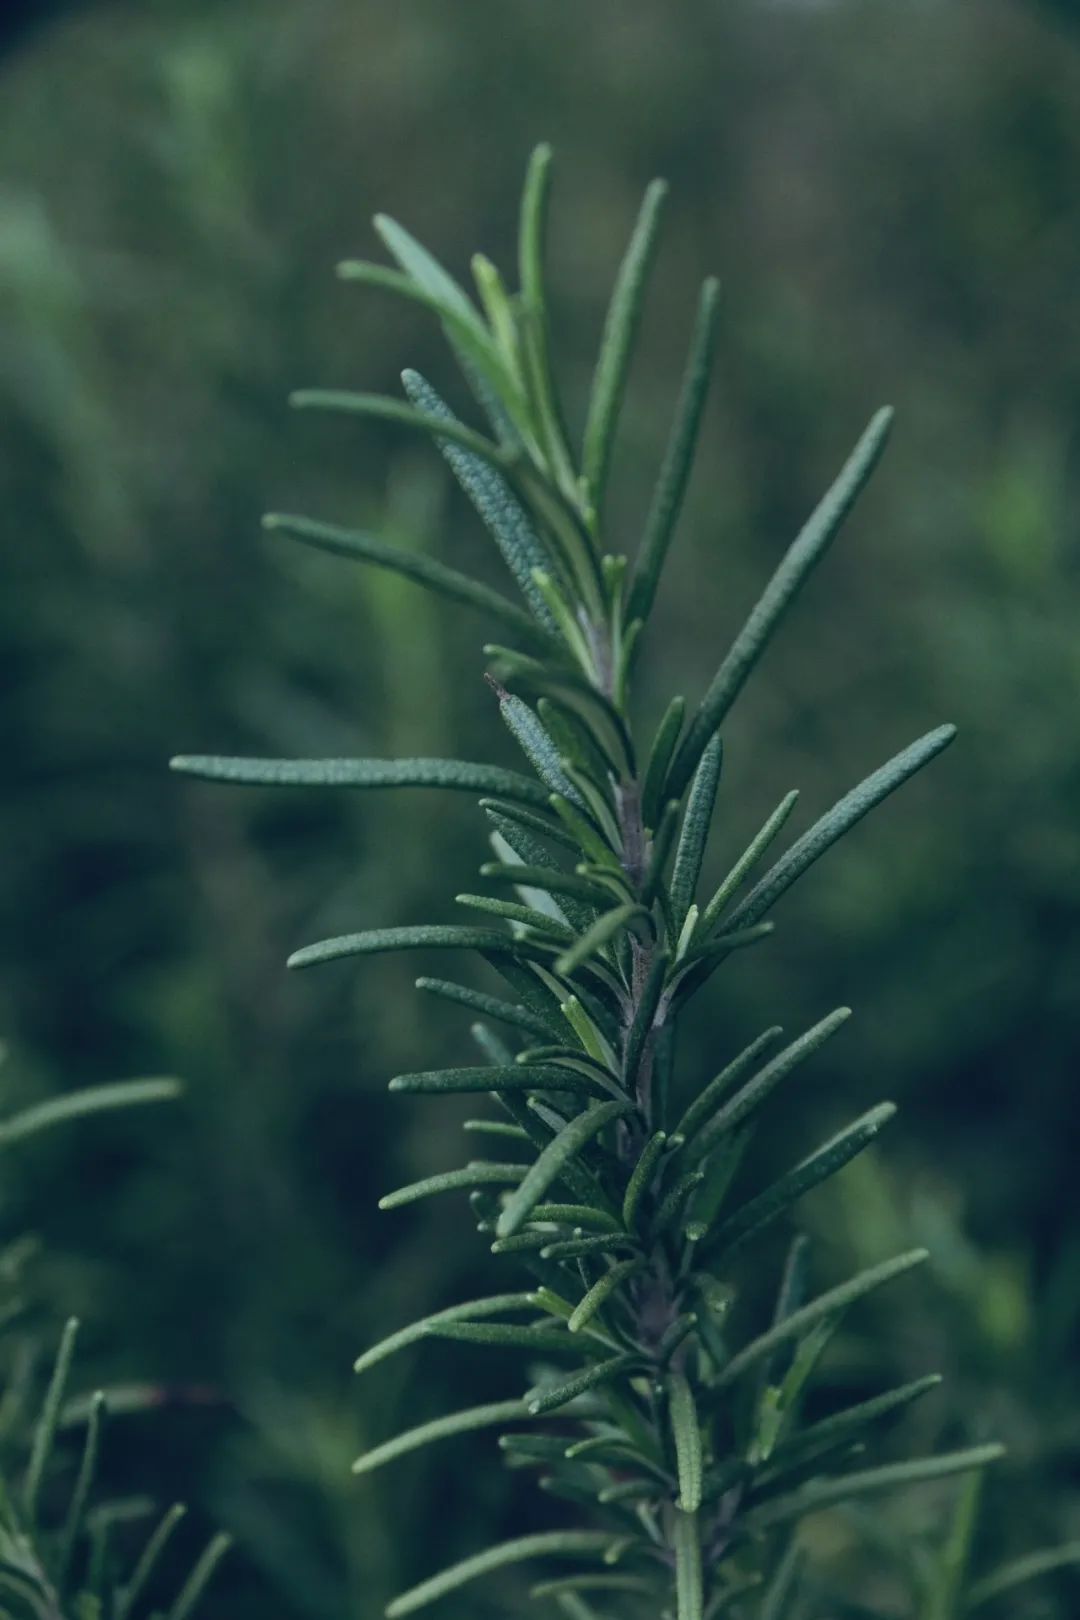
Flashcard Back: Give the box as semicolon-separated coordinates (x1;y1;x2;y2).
171;149;1062;1618
0;1056;230;1620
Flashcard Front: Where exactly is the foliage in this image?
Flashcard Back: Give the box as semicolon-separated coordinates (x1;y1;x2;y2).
0;1051;228;1620
171;150;1075;1618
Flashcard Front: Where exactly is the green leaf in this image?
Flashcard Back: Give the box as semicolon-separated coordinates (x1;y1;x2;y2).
354;1293;538;1375
60;1389;106;1578
549;793;620;868
531;1204;621;1232
495;689;586;807
759;1539;803;1620
582;179;668;513
426;1322;577;1352
654;1169;707;1233
966;1542;1080;1611
669;735;723;931
352;256;525;441
171;754;550;807
385;1531;614;1618
167;1532;233;1620
716;1249;929;1389
629;277;722;625
463;1119;529;1142
685;1127;752;1240
25;1317;78;1526
480;795;578;850
290;927;551;972
290;383;504;462
263;512;554;647
671;1027;784;1149
456;892;575;941
0;1078;181;1149
531;1575;657;1599
517;145;574;486
541;1233;637;1261
497;1099;636;1237
673;1507;703;1620
740;1444;1005;1536
714;1102;897;1253
621;1131;667;1231
725;725;957;931
668;1373;704;1511
526;1353;638;1416
929;1472;984;1620
415;977;554;1040
689;1009;851;1158
389;1065;613;1099
768;1374;941;1476
401;371;559;624
353;1399;527;1476
480;864;611;907
699;790;800;935
378;1163;525;1210
668;407;894;796
555;904;649;977
116;1505;187;1620
640;697;686;831
568;1259;641;1334
373;213;482;327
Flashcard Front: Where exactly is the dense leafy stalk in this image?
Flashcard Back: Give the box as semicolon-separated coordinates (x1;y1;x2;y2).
172;150;1038;1619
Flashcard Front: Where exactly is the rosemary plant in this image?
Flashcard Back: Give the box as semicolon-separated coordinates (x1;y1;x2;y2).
0;1055;230;1620
173;149;1047;1617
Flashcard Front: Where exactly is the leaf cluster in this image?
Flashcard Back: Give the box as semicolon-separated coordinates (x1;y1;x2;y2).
0;1052;229;1620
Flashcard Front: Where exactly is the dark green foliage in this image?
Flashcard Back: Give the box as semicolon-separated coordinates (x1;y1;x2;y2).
164;149;1068;1619
0;1061;227;1620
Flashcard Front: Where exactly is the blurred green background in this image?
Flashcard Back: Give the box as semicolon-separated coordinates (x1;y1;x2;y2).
1;1;1078;1615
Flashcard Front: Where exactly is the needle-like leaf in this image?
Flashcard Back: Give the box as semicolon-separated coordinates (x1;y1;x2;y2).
689;1010;851;1158
289;928;552;972
264;512;555;647
401;370;559;624
355;1294;538;1375
629;277;722;625
582;180;668;514
116;1505;187;1620
555;904;649;977
378;1163;525;1210
171;754;550;807
389;1065;614;1100
725;725;957;931
526;1353;638;1416
568;1259;640;1334
386;1531;614;1618
0;1079;181;1148
668;1373;704;1511
167;1533;233;1620
699;790;800;935
25;1317;79;1527
967;1543;1080;1611
668;407;894;796
497;1100;636;1237
716;1249;929;1389
353;1400;528;1475
713;1102;897;1254
670;735;723;929
415;977;554;1039
740;1445;1005;1535
671;1027;784;1149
